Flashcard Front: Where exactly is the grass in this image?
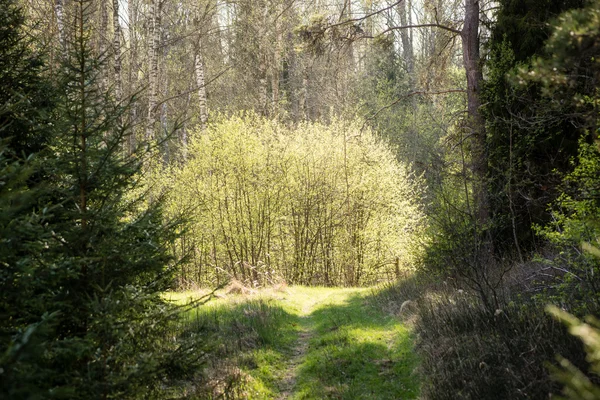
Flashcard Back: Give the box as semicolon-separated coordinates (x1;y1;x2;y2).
292;288;419;399
170;286;419;399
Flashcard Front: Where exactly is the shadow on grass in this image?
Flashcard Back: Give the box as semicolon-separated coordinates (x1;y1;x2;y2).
293;292;419;400
180;298;301;398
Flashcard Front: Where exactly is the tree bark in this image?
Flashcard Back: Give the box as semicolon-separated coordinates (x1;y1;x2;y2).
194;43;208;131
146;0;161;140
271;3;283;115
461;0;488;228
126;0;138;153
256;4;269;116
55;0;66;52
112;0;122;103
99;0;109;90
399;0;414;84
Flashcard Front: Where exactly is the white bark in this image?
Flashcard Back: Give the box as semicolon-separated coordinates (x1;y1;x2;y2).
194;47;208;131
126;0;137;153
146;0;161;140
55;0;66;52
399;0;414;82
112;0;122;103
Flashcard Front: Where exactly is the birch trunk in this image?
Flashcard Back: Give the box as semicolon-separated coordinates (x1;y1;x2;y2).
258;5;269;116
99;0;108;90
299;66;309;120
194;45;208;131
55;0;66;52
399;0;414;86
112;0;122;103
346;0;355;70
126;0;137;153
271;3;284;115
146;0;161;140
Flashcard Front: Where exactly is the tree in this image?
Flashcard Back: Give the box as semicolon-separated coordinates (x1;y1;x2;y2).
483;0;585;255
303;0;488;233
0;3;58;395
1;0;201;397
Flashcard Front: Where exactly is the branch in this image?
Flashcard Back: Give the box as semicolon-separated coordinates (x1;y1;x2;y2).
380;23;461;36
327;0;404;29
323;1;461;37
153;66;232;111
362;89;466;129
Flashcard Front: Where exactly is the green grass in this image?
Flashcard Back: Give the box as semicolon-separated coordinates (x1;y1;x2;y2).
291;288;419;399
174;286;419;399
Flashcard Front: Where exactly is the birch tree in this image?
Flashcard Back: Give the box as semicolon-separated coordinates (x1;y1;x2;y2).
146;0;161;140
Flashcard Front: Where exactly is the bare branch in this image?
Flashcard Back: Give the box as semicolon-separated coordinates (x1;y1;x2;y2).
326;0;404;29
362;89;466;129
153;66;232;111
380;23;461;36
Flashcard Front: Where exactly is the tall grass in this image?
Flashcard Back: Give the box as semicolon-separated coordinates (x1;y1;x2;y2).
176;295;299;398
372;274;590;399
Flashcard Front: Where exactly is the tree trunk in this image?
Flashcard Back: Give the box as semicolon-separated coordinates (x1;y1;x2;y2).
99;0;109;90
126;0;137;153
271;3;283;115
257;4;269;116
55;0;66;52
112;0;122;103
146;0;161;140
461;0;488;228
399;0;414;85
194;44;208;131
299;66;309;120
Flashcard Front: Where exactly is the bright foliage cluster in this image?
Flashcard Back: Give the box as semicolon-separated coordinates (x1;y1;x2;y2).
159;115;424;287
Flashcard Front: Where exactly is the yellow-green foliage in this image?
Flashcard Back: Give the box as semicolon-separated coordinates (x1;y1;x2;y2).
548;305;600;400
163;114;424;287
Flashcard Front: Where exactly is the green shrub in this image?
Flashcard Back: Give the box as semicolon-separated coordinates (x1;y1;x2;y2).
161;115;426;287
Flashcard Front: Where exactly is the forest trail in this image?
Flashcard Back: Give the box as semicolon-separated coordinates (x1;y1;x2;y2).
269;287;419;399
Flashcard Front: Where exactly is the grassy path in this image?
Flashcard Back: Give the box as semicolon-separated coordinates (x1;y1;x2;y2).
178;286;419;399
276;287;419;399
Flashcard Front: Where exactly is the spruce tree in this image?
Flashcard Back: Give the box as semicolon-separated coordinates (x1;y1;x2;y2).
1;0;201;397
482;0;586;254
0;0;59;397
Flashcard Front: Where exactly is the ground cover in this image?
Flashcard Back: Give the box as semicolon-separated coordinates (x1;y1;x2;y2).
169;286;419;399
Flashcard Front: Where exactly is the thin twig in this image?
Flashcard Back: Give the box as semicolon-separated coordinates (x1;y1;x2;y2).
362;89;466;130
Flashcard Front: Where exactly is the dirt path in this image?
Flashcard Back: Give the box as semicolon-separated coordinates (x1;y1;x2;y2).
275;291;331;399
270;287;419;400
275;322;312;399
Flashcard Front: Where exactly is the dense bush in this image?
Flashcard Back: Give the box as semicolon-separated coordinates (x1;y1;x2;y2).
160;115;425;287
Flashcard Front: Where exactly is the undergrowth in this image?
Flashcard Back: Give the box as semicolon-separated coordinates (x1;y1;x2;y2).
169;286;420;399
372;274;590;399
177;294;299;398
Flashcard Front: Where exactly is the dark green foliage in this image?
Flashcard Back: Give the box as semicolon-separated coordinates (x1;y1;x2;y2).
0;0;54;157
0;1;202;398
482;0;585;254
523;0;600;313
487;0;586;63
534;140;600;314
407;2;600;398
0;1;58;397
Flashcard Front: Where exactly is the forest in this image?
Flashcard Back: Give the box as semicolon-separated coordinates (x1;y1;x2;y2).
1;0;600;398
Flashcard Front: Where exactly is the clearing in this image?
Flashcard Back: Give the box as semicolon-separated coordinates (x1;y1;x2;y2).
175;286;419;399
